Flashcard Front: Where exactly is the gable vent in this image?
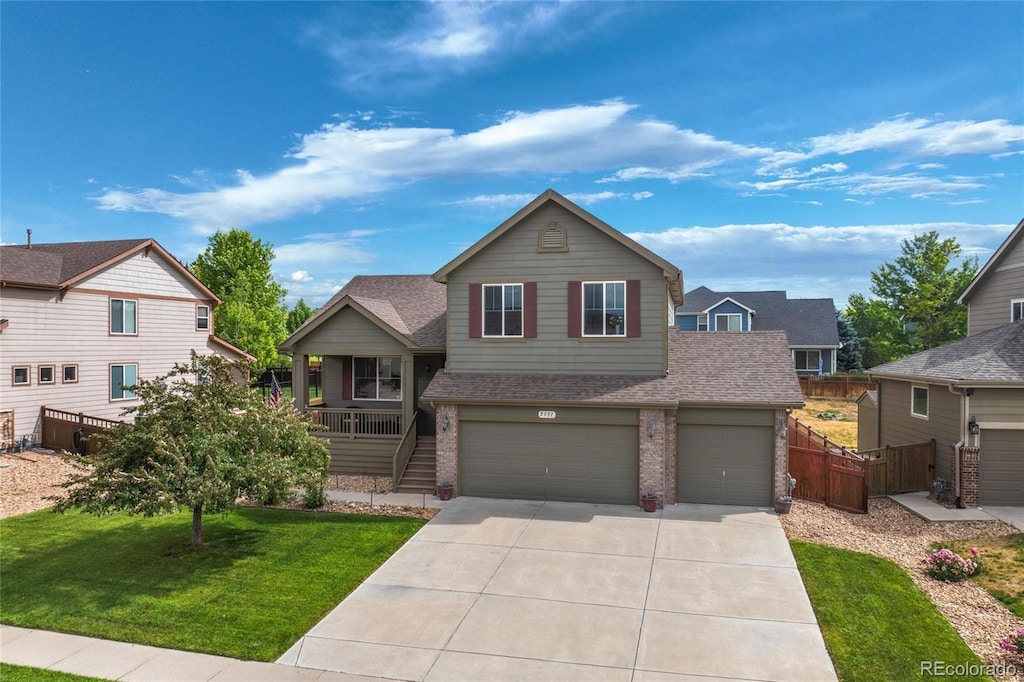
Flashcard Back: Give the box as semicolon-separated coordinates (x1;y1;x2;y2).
538;223;568;252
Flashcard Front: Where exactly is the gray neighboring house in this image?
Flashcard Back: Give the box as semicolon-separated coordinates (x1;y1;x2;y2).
282;190;804;507
675;287;841;375
863;218;1024;507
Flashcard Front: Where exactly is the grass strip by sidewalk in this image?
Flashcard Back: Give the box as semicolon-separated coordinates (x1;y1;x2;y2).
0;663;110;682
0;507;424;661
791;540;993;682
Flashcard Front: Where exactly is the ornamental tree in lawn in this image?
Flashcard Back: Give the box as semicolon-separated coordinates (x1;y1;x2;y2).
53;353;329;547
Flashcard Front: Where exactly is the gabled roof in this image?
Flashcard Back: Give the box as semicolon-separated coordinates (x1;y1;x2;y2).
0;238;220;303
700;296;756;315
676;286;839;347
281;275;447;351
423;331;803;408
958;217;1024;304
868;320;1024;385
857;390;878;407
432;189;684;304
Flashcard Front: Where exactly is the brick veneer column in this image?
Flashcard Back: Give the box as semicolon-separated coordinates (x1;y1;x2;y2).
638;408;667;507
663;409;677;504
959;445;980;507
435;403;459;494
774;409;789;500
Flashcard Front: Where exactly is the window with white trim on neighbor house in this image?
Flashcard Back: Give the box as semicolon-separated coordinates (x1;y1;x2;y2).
110;364;138;400
911;385;929;418
110;298;137;334
715;313;741;331
353;356;401;400
1013;299;1024;323
483;284;523;337
794;350;820;371
196;305;210;331
583;281;625;336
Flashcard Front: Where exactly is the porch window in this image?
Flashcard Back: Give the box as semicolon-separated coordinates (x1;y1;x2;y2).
110;298;138;335
110;364;138;401
1012;299;1024;323
353;356;401;400
483;284;523;337
911;385;929;418
583;281;626;336
697;314;708;331
794;350;820;371
715;313;742;331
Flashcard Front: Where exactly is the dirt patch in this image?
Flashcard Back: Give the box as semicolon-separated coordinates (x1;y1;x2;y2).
782;498;1024;679
792;397;858;448
0;450;82;519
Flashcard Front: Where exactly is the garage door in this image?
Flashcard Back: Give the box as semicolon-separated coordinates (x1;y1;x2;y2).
678;424;773;506
980;430;1024;506
461;422;638;504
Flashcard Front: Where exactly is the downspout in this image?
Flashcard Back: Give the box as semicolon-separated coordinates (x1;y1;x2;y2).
948;384;970;508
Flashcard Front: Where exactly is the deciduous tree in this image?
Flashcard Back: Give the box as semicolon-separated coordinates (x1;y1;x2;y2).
286;298;315;335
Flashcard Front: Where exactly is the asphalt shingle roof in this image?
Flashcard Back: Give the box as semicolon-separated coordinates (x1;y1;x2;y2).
676;286;840;347
868;321;1024;384
423;331;803;407
0;240;151;287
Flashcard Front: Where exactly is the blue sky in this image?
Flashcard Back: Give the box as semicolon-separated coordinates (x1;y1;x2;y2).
3;2;1022;308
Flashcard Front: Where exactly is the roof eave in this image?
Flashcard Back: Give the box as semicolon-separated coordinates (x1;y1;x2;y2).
958;217;1024;303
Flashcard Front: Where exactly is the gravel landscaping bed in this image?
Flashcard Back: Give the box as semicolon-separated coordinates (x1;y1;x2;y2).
782;498;1024;679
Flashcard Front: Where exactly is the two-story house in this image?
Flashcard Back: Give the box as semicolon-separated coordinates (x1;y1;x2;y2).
861;218;1024;507
675;287;841;375
0;238;252;448
281;191;803;507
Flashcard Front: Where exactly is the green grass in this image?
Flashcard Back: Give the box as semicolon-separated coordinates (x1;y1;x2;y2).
0;507;424;661
0;663;109;682
791;540;993;682
943;534;1024;619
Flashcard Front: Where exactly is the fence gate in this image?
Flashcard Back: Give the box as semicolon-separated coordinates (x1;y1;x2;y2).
788;416;867;513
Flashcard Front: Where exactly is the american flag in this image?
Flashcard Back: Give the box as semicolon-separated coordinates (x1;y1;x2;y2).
269;371;284;407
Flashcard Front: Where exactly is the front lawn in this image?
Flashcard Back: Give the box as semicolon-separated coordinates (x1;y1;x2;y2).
791;540;992;681
0;507;424;661
944;534;1024;619
0;664;109;682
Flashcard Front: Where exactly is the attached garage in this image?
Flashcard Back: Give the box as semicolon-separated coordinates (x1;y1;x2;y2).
677;409;775;506
980;429;1024;506
459;406;639;504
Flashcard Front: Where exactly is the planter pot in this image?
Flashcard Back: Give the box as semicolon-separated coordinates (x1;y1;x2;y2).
774;500;792;514
437;485;453;501
641;495;658;513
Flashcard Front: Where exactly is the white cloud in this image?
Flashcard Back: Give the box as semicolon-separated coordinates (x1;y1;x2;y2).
289;270;313;283
742;172;984;198
632;191;654;200
798;200;823;206
274;231;377;271
280;277;348;308
947;199;985;206
917;163;946;170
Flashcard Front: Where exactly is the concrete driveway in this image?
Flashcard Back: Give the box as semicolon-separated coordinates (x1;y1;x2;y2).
279;498;837;681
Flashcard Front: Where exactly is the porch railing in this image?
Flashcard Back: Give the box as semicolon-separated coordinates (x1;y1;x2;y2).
392;411;418;489
307;408;403;439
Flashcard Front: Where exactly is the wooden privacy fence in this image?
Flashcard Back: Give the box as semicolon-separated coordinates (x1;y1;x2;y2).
788;415;867;513
799;375;877;399
40;407;120;455
859;440;935;496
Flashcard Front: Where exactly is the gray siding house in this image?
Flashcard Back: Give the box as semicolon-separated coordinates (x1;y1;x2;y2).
864;218;1024;506
283;190;803;507
675;287;841;375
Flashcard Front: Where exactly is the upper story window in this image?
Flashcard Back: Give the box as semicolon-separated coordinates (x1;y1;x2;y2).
110;363;138;401
794;350;820;372
483;284;523;337
196;305;211;331
353;356;401;400
715;313;742;331
1012;299;1024;323
110;298;138;335
697;314;709;332
583;281;626;336
911;385;929;419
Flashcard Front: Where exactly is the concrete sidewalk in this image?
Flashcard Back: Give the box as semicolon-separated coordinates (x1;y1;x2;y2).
890;491;1024;530
324;489;449;509
0;625;395;681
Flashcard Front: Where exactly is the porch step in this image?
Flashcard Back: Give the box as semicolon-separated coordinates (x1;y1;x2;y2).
395;437;436;494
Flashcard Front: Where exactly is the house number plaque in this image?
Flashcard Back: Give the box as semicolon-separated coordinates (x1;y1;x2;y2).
538;410;557;419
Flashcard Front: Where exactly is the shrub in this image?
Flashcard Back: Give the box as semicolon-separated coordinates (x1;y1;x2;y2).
303;484;327;509
920;548;979;582
998;627;1024;664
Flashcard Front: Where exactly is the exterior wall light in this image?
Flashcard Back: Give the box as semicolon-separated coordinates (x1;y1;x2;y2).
968;416;979;435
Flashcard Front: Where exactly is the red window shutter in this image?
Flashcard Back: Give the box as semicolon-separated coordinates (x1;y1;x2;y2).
567;281;582;337
626;280;641;337
468;283;482;338
523;282;537;338
341;355;353;401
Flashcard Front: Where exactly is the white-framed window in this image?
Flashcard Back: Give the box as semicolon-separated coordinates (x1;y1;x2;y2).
715;313;742;331
697;314;709;332
583;281;626;336
63;364;79;383
353;356;401;400
911;385;929;419
196;305;211;331
1012;299;1024;323
12;366;30;386
483;284;523;337
110;363;138;401
110;298;138;335
38;365;56;384
794;350;821;371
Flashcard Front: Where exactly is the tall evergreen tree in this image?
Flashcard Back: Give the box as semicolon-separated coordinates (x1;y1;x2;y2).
835;311;864;373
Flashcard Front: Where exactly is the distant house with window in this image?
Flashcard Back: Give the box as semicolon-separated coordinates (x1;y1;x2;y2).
675;287;841;375
0;238;252;447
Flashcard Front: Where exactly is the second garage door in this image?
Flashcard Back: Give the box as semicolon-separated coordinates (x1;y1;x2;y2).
980;429;1024;506
461;421;638;504
678;423;773;506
